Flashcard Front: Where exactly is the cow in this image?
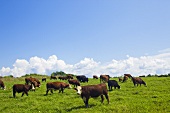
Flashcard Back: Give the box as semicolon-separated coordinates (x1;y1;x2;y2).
122;75;129;82
74;83;109;108
108;80;120;90
68;79;80;87
124;74;132;78
118;77;123;82
66;74;74;79
131;77;147;87
50;76;57;80
12;84;35;97
45;82;72;95
93;75;98;79
58;76;68;80
0;79;5;90
42;78;46;82
25;77;41;87
100;75;110;83
76;75;88;82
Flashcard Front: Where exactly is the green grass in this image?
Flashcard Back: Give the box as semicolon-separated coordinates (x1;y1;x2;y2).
0;76;170;113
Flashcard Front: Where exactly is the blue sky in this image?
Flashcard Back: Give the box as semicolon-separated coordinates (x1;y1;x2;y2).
0;1;170;77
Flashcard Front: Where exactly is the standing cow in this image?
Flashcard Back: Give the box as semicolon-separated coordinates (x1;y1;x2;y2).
68;79;80;87
0;79;5;90
45;82;72;95
100;75;110;83
25;77;41;87
108;80;120;90
74;83;109;108
13;84;35;97
131;77;147;87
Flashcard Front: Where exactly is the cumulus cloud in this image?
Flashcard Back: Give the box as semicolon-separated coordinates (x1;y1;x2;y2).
0;51;170;77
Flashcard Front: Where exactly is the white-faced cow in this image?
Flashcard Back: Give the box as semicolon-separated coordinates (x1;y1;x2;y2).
74;83;109;108
13;84;35;97
108;80;120;90
0;79;5;90
25;77;41;88
45;82;72;95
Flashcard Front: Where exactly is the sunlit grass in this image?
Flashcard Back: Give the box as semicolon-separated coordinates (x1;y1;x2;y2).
0;76;170;113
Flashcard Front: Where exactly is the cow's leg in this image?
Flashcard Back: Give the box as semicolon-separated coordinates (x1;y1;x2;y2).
21;92;25;97
25;91;28;96
46;89;49;95
104;94;109;104
50;89;53;94
13;91;16;98
101;95;104;103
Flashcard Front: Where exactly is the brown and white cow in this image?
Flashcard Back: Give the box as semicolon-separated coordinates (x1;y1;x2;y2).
12;84;35;97
93;75;98;79
131;77;147;87
25;77;41;87
0;79;5;90
74;83;109;108
68;79;80;87
100;75;110;83
45;82;72;95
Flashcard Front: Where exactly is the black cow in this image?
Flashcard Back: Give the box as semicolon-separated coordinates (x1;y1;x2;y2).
108;80;120;90
13;84;35;97
42;78;46;82
76;75;88;82
74;83;109;108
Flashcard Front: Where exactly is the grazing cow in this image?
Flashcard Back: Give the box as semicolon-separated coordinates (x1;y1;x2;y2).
0;79;5;90
118;77;123;82
74;83;109;108
25;77;41;87
13;84;35;97
58;76;68;80
45;82;72;95
108;80;120;90
122;75;129;82
100;75;110;83
68;79;80;87
42;78;46;82
93;75;98;79
131;77;146;87
66;74;74;79
76;75;88;82
50;76;57;80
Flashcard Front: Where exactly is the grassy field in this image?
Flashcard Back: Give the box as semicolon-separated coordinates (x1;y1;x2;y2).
0;76;170;113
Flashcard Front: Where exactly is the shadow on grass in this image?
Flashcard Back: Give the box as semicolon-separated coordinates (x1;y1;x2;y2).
66;104;96;112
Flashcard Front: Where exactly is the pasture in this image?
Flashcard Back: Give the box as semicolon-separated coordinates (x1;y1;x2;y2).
0;76;170;113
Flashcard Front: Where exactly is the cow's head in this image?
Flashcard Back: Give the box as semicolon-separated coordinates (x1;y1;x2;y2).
75;86;82;95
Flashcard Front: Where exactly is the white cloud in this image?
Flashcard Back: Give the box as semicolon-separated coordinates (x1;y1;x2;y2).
0;51;170;77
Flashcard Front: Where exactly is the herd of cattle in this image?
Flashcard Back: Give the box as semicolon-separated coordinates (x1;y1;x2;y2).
0;74;146;107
